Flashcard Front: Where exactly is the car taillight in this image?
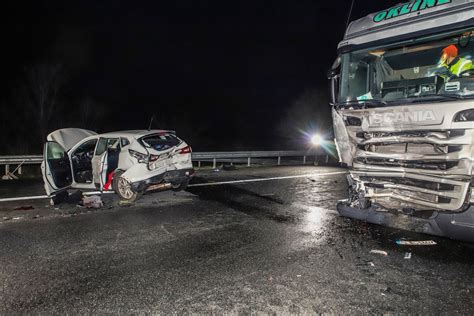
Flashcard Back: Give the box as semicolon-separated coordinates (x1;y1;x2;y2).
129;149;149;163
149;154;160;162
179;146;192;154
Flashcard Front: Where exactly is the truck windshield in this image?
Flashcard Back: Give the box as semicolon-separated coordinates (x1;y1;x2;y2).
338;29;474;106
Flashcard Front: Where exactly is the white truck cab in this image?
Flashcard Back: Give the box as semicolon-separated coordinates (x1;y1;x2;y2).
330;0;474;242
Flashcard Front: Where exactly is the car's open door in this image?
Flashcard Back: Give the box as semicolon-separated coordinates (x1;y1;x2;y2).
41;141;73;195
92;151;108;189
92;137;119;190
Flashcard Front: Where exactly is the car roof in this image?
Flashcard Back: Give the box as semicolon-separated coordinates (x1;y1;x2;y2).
96;130;176;139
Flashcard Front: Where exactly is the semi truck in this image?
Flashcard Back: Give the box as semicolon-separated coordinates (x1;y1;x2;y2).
329;0;474;242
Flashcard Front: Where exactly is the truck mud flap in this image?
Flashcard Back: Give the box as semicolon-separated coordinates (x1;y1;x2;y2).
337;201;474;243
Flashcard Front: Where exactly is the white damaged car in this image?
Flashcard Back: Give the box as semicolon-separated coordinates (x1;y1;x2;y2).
41;128;194;201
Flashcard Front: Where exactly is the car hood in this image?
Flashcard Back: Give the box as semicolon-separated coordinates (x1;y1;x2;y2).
47;128;97;152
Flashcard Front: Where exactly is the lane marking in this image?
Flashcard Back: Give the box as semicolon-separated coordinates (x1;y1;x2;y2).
0;191;114;203
187;171;347;188
0;171;347;202
0;195;49;202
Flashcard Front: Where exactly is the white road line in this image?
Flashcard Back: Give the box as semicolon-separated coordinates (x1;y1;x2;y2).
0;195;49;202
0;171;347;202
187;171;347;188
0;191;115;203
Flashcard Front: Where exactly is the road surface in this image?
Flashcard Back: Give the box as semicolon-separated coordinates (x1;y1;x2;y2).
0;166;473;313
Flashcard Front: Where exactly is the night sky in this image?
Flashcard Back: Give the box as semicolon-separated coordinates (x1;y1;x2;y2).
1;0;400;153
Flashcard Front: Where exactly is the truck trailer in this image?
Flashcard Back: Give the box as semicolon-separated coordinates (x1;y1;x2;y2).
329;0;474;242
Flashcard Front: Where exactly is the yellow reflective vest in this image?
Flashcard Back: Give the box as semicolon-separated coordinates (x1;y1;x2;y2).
443;57;474;77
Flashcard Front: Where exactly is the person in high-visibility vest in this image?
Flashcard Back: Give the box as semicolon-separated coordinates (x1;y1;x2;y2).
439;44;474;79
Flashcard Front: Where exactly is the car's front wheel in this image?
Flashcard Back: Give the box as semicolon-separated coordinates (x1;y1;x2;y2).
113;170;143;202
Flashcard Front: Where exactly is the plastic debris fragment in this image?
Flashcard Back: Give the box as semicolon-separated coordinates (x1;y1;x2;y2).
396;240;437;246
82;195;103;209
370;250;388;256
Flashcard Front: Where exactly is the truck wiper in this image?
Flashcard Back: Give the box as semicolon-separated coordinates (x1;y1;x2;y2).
385;94;473;105
336;99;388;109
436;94;474;100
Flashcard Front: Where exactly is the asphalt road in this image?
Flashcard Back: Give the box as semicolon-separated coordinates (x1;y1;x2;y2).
0;166;473;313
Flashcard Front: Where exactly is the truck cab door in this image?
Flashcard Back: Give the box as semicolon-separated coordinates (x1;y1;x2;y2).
41;141;73;195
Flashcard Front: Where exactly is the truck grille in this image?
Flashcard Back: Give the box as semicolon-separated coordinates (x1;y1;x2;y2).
349;128;473;211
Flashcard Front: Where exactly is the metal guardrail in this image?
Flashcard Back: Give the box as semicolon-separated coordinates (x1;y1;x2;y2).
0;150;329;179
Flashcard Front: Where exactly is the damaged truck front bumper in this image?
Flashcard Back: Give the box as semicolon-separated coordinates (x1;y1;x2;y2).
331;101;474;243
337;201;474;243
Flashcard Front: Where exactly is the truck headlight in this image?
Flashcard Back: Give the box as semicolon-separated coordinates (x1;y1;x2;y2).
453;109;474;122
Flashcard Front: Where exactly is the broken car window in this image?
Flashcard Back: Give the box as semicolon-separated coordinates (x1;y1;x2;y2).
140;134;181;151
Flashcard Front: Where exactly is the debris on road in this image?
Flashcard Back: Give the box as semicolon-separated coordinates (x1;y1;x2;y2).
13;206;34;211
381;286;392;296
404;252;412;260
12;217;23;220
51;190;84;206
396;240;437;246
119;200;133;207
369;262;375;267
81;196;103;209
370;250;388;256
3;217;11;221
213;169;221;173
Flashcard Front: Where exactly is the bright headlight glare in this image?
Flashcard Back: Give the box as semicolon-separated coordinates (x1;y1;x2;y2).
454;109;474;122
311;134;324;146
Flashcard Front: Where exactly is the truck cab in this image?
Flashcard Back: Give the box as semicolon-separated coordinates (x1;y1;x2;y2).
330;0;474;242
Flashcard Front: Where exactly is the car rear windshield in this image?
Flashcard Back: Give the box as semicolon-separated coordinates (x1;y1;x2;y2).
139;133;181;151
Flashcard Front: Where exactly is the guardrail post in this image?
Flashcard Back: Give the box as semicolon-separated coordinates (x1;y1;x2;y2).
277;156;281;165
198;161;201;168
325;155;329;164
18;165;22;175
5;164;9;177
303;156;306;165
247;157;251;167
213;158;216;169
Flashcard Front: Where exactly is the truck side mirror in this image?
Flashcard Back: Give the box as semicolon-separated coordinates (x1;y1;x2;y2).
329;75;339;105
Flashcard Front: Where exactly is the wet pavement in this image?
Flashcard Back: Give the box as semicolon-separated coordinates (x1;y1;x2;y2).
0;166;473;313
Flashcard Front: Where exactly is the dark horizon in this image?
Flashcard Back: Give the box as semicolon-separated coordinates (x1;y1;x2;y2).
0;0;400;154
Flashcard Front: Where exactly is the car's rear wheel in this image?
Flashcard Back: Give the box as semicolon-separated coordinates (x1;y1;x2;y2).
171;179;189;192
113;170;142;202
